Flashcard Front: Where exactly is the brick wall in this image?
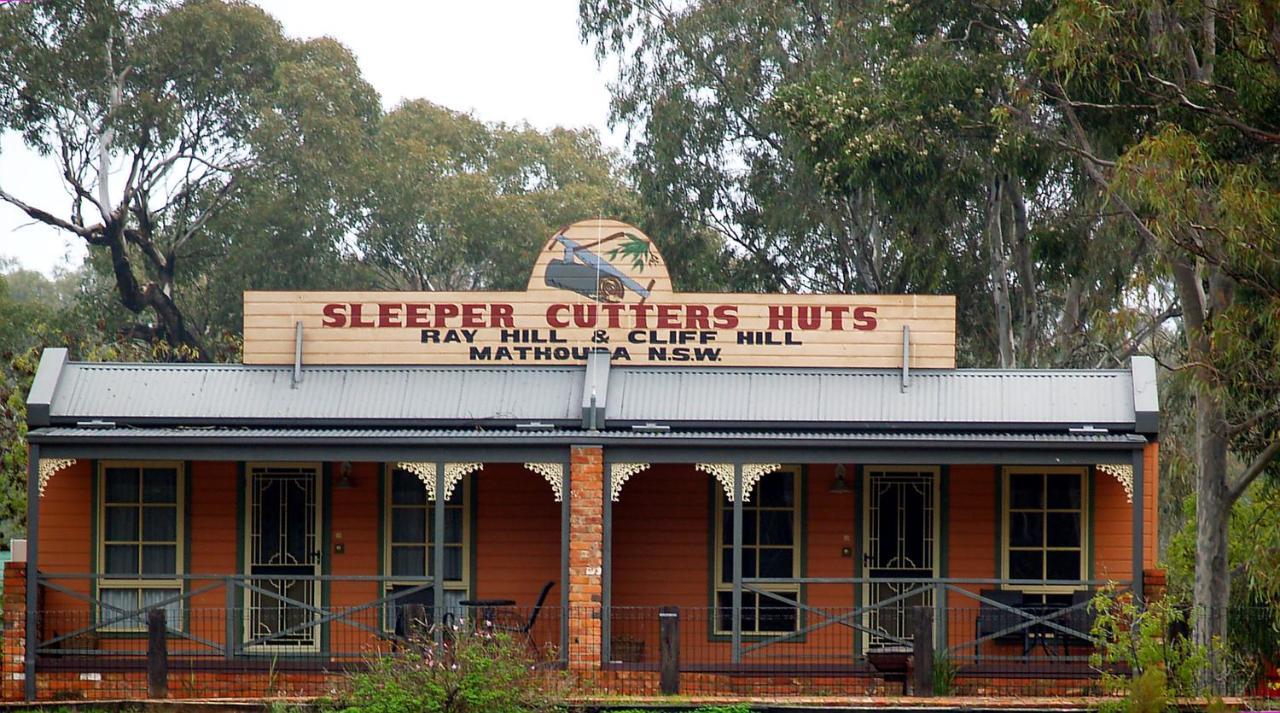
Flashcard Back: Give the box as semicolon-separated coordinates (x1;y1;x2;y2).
567;445;603;670
2;562;26;700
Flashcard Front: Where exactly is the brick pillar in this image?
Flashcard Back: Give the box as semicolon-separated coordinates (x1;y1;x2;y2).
2;563;28;701
567;446;603;670
1143;567;1167;601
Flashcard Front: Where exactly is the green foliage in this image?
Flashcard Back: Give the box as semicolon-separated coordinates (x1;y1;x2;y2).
338;627;564;713
1089;586;1250;706
357;100;639;291
0;0;381;355
581;0;1164;368
932;650;956;696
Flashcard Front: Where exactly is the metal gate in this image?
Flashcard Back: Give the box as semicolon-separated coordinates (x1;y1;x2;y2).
862;468;938;649
244;464;322;649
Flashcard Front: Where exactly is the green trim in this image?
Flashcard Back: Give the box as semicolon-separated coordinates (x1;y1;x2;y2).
705;476;716;640
798;465;808;638
468;473;478;602
852;464;864;657
994;467;1003;589
938;465;950;646
234;462;246;649
183;460;192;632
321;462;332;653
89;460;99;616
377;463;387;628
1087;467;1096;581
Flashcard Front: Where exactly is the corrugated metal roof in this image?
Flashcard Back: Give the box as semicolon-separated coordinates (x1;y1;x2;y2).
605;368;1136;426
27;426;1146;446
34;353;1144;430
46;362;584;425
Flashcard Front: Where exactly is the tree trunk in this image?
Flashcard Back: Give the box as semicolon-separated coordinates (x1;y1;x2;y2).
1192;389;1231;646
1009;179;1038;365
1171;252;1233;645
986;177;1015;367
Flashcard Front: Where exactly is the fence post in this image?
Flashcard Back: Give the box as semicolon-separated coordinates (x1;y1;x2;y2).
911;605;934;697
147;608;168;699
659;606;680;695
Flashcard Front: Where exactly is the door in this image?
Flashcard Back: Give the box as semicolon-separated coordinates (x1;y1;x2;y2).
244;464;322;649
862;467;939;649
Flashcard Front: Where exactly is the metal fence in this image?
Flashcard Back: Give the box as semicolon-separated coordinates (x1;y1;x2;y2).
15;600;1280;700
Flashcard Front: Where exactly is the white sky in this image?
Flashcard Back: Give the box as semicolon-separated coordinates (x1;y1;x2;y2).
0;0;621;276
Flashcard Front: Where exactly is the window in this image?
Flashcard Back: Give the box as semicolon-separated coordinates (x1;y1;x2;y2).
713;467;802;635
384;466;470;628
1003;467;1088;599
97;463;184;630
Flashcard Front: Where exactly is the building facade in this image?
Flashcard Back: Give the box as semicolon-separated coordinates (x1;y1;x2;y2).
8;221;1161;700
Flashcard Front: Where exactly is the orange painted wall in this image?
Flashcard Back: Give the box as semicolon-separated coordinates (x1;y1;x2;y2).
32;455;1149;662
34;460;565;653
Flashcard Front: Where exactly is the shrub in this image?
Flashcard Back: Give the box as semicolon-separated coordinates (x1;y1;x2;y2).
338;624;565;713
1088;585;1245;711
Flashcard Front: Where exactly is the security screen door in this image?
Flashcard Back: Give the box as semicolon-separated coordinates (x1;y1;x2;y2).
862;468;939;649
245;465;322;649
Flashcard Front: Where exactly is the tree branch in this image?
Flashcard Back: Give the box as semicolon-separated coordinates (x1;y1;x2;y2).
1227;438;1280;504
0;188;94;238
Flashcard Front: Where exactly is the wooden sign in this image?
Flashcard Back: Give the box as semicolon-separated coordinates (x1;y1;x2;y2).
243;220;956;368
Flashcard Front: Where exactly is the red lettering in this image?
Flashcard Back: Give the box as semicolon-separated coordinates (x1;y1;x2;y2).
491;303;514;328
656;304;681;328
572;303;598;328
768;305;792;330
713;305;739;329
853;306;878;331
827;305;850;330
602;303;626;328
796;305;822;330
378;303;401;328
405;303;430;327
349;304;375;327
461;303;486;328
433;303;459;328
631;303;654;328
686;304;711;329
546;304;570;328
321;303;347;327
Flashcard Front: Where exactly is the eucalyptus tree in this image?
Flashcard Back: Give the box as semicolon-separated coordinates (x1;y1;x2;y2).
1032;0;1280;643
578;0;1162;367
0;0;380;358
356;100;742;293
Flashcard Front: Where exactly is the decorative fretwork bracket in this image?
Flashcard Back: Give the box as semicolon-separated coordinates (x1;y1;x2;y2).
37;458;77;497
695;463;782;502
524;462;564;501
1097;463;1135;503
609;463;650;502
395;462;484;501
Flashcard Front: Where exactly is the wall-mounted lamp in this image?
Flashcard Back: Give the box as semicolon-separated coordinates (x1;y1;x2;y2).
829;464;853;494
336;461;356;489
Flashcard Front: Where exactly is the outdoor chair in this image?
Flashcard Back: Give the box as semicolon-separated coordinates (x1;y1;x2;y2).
1057;589;1097;654
494;580;555;649
974;589;1026;660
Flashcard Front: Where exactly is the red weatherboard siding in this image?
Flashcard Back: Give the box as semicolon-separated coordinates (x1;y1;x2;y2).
30;451;1158;671
35;459;93;612
473;462;562;604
